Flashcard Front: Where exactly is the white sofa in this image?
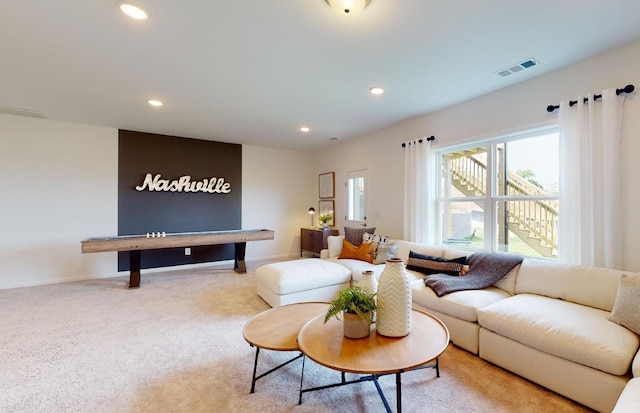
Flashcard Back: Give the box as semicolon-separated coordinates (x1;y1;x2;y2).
319;235;640;412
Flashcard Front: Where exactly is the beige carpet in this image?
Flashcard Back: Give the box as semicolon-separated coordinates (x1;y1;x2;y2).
0;262;594;413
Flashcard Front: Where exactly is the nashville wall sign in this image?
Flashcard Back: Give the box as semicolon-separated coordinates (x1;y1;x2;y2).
135;173;232;194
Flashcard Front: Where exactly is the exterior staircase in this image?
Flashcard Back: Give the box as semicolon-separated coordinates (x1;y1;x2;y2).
448;151;558;258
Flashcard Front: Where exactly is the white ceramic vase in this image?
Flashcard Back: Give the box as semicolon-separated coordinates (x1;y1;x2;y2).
376;258;412;337
359;270;378;321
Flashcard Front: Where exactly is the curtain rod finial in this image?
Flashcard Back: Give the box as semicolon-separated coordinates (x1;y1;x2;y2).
618;84;635;95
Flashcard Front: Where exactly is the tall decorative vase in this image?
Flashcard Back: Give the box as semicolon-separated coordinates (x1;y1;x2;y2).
376;258;412;337
360;270;378;321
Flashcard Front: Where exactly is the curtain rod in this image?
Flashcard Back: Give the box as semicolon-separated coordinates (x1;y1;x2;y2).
546;84;635;113
401;136;435;147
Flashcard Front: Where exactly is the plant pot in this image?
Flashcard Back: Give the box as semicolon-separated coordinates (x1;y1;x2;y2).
343;312;371;339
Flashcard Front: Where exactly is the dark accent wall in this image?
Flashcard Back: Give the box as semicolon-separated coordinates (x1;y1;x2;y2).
118;130;242;271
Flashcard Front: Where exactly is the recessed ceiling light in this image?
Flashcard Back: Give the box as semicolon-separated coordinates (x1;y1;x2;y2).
370;87;384;95
147;99;163;107
300;127;310;133
120;4;148;20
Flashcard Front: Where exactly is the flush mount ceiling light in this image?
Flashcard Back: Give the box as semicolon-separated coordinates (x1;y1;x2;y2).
325;0;371;17
119;3;148;20
300;127;311;133
369;87;384;95
147;99;163;107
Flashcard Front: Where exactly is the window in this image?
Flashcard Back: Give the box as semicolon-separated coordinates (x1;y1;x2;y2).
345;169;367;227
438;127;559;258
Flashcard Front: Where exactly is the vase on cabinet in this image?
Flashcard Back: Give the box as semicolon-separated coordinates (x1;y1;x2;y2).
376;258;412;337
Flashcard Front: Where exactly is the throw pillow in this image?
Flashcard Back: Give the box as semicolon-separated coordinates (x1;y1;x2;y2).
363;233;388;245
344;227;376;247
338;240;375;263
406;250;467;276
374;241;399;264
608;273;640;335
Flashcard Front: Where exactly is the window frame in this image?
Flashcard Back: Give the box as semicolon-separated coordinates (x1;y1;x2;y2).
436;125;559;258
345;169;367;227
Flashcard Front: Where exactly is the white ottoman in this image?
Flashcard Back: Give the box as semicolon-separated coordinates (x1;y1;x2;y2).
256;259;352;307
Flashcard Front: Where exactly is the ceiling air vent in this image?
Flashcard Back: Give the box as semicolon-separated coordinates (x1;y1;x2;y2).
496;58;540;78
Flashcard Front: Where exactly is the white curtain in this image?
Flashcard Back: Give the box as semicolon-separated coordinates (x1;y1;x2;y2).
558;88;625;268
403;140;436;243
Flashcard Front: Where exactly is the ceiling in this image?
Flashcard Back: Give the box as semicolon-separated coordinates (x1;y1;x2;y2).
2;1;640;152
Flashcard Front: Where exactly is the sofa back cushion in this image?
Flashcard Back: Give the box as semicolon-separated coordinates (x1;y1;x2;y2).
515;259;623;311
327;235;345;258
396;241;444;263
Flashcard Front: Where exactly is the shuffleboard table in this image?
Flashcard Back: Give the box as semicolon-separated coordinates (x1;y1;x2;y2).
81;229;274;288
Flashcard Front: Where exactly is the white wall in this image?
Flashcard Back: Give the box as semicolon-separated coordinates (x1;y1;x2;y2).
242;145;316;259
0;115;316;289
315;40;640;271
0;114;118;289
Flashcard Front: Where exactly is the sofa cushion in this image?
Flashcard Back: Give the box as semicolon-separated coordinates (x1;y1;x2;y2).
343;227;376;246
327;235;345;258
339;240;374;263
325;257;378;283
373;241;399;264
515;259;623;311
407;251;467;276
612;378;640;413
412;280;510;323
478;294;639;376
608;273;640;335
492;264;519;295
396;241;444;263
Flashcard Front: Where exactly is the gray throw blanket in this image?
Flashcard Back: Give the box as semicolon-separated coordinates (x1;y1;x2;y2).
424;252;523;297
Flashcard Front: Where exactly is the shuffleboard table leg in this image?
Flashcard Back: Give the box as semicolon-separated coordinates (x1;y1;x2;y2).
129;250;141;288
234;242;247;273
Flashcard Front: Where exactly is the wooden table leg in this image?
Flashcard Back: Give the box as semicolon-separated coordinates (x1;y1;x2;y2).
234;242;247;273
129;250;141;288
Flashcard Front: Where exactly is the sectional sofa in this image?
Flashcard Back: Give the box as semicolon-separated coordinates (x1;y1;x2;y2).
314;235;640;413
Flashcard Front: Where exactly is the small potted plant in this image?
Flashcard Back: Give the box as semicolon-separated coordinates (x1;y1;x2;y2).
324;286;377;339
318;212;332;228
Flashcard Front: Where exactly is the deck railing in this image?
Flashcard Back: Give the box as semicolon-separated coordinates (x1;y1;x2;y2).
449;155;558;257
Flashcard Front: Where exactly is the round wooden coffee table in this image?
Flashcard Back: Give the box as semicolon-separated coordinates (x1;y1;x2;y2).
242;302;330;393
297;308;449;412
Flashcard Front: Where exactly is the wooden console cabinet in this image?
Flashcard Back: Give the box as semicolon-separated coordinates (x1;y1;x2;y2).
300;227;339;256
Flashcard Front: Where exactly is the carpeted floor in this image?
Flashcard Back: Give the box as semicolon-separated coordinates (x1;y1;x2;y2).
0;262;594;412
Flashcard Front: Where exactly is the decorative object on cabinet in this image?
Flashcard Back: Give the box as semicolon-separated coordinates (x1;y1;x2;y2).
308;207;315;227
318;200;334;226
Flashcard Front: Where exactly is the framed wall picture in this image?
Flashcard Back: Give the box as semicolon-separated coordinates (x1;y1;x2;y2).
318;200;335;226
319;172;335;199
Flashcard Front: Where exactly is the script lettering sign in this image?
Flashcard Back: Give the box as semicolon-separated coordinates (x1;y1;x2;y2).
135;173;232;194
